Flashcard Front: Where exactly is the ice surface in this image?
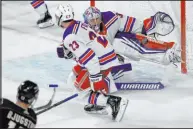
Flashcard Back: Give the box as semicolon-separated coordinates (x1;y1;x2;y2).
2;1;193;128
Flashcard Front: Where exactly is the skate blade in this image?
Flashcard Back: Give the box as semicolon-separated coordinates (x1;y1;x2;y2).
115;98;129;122
38;20;54;29
85;109;109;115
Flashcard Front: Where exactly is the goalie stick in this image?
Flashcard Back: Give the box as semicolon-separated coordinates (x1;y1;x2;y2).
33;85;57;111
115;82;164;90
36;88;90;115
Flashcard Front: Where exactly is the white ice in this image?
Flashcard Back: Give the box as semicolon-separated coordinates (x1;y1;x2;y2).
2;1;193;128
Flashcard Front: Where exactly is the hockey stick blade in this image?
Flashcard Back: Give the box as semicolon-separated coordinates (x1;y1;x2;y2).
34;88;56;111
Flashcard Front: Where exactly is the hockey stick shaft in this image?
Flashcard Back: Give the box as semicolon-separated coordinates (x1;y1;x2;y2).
36;88;90;115
34;88;56;111
36;93;78;115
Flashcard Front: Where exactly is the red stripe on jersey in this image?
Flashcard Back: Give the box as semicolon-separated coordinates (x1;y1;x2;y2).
105;15;118;29
73;24;78;34
125;17;134;32
79;50;95;65
32;0;43;8
143;18;153;31
99;52;116;64
90;93;96;104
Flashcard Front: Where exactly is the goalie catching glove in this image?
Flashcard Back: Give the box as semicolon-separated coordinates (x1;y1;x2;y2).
143;11;175;37
57;44;74;59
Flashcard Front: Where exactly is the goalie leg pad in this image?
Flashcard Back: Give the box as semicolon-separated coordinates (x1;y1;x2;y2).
74;68;111;93
74;70;90;91
72;64;86;76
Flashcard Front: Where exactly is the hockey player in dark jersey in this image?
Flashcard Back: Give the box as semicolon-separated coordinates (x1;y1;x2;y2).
0;80;39;128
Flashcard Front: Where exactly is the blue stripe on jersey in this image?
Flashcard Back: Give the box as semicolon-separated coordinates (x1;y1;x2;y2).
31;0;44;9
79;48;91;60
101;11;116;25
104;77;110;93
79;48;96;65
90;73;102;78
106;16;118;29
100;56;117;66
98;50;115;60
123;17;129;32
31;0;39;4
94;92;100;105
98;50;117;65
129;18;136;32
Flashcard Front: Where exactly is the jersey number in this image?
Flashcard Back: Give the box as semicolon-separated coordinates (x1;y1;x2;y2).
80;23;109;48
69;41;79;51
8;120;23;128
89;31;108;48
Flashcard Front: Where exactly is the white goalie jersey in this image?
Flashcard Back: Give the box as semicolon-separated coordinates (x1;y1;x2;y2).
98;11;174;44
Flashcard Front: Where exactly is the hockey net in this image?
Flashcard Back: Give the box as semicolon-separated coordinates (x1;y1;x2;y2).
92;1;193;74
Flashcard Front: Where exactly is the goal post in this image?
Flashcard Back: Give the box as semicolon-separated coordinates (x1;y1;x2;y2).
90;0;95;7
181;0;187;74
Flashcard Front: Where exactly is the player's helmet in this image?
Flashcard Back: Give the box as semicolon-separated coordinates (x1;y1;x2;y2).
55;4;74;27
83;6;102;32
17;80;39;106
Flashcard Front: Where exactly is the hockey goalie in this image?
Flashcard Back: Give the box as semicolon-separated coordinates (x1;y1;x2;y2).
83;6;181;65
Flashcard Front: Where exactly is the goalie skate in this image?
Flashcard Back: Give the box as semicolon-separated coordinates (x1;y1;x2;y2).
115;97;129;122
107;95;129;122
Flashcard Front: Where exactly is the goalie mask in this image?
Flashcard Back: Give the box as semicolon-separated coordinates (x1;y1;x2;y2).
83;7;102;32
